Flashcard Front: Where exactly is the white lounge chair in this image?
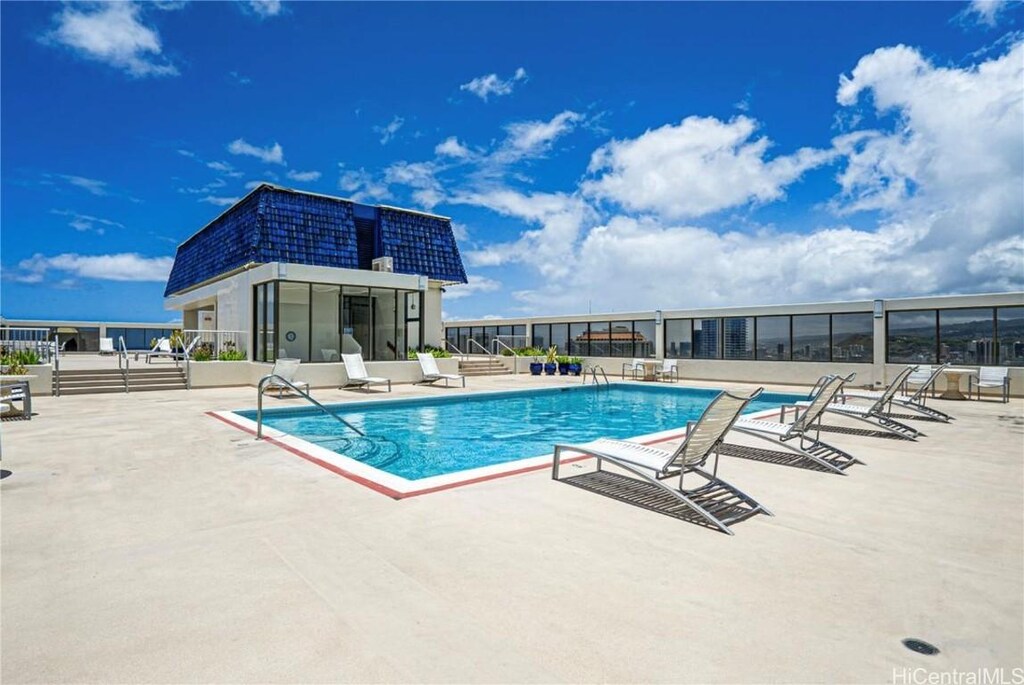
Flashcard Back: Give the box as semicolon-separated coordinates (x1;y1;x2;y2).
341;353;391;392
840;364;954;422
0;380;32;420
263;358;310;398
796;365;922;439
321;348;340;362
553;388;772;535
729;374;860;475
98;337;115;355
416;353;465;387
969;366;1010;403
656;359;679;382
621;359;644;379
135;337;174;363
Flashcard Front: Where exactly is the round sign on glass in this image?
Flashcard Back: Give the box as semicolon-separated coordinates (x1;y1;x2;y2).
285;331;296;342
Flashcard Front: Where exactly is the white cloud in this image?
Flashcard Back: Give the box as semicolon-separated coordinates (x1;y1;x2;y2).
582;115;835;220
16;253;173;283
228;70;252;85
383;161;444;208
50;210;124;235
176;149;196;158
374;116;405;145
450;222;470;241
338;166;390;202
459;67;528;101
227;138;285;165
960;0;1014;26
286;170;322;183
200;196;240;207
61;174;109;196
244;0;284;18
435;136;473;159
496;110;584;163
42;2;178;78
244;180;264;190
443;275;502;300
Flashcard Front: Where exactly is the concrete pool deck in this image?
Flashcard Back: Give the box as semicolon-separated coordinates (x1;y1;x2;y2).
1;374;1022;683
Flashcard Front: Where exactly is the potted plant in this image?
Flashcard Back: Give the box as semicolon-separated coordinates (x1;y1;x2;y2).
526;347;543;375
569;356;584;376
557;355;571;375
544;346;558;375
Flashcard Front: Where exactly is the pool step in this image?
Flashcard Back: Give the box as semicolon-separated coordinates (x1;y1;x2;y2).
458;358;512;376
54;367;188;395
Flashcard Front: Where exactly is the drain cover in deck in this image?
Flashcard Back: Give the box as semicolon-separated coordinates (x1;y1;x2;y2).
902;638;939;655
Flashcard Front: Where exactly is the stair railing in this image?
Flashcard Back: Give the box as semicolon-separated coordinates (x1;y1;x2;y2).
466;339;492;358
492;339;519;374
117;335;130;393
444;340;467;359
53;333;61;397
255;374;365;440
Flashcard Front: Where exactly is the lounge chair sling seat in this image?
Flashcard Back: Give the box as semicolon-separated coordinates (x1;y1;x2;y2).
575;438;678;472
795;365;922;439
341;353;391;392
416;353;465;387
839;364;953;422
263;358;310;398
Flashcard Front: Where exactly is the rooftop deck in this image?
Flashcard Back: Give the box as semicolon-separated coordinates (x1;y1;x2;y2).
2;375;1021;682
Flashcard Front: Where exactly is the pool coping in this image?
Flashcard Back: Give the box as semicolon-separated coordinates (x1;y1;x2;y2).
208;386;791;499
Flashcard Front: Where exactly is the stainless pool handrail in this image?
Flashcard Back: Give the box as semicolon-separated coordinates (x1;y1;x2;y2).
492;339;519;374
466;339;491;358
444;340;467;359
256;373;365;439
117;335;130;393
584;364;609;386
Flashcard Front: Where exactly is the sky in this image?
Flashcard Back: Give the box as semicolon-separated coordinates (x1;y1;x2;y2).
1;0;1022;323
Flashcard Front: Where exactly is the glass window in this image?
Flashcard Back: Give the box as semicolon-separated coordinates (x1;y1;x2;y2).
405;292;420;355
723;317;754;360
586;322;609;357
694;318;720;359
372;288;398;360
997;306;1024;366
278;282;310;361
124;328;147;350
266;282;276;360
633;320;656;358
608;321;632;358
106;327;127;350
792;314;830;362
551;323;569;355
457;327;470;353
569;323;589;357
887;310;937;364
446;327;458;352
939;308;994;365
756;316;790;361
664;319;692;359
532;324;549;350
311;284;341;361
342;286;370;357
831;313;873;363
512;324;527;345
255;285;266;362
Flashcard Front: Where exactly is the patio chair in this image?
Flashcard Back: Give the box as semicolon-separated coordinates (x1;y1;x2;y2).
321;348;340;362
552;388;772;535
135;337;174;363
969;366;1010;403
796;365;922;439
341;353;391;392
416;353;465;388
729;374;860;475
263;357;310;398
0;380;32;420
655;359;679;382
98;337;115;355
174;335;202;361
621;359;644;379
839;364;953;422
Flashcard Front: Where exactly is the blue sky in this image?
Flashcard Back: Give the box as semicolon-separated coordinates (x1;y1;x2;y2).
2;0;1022;323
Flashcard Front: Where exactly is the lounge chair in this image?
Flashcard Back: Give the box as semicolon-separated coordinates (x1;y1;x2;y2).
969;366;1010;403
729;374;860;475
839;364;954;422
795;365;922;439
263;358;310;398
341;353;391;392
655;359;679;382
175;335;202;361
552;388;772;535
621;359;644;379
0;380;32;420
134;337;174;363
416;353;465;387
98;337;115;355
321;348;340;362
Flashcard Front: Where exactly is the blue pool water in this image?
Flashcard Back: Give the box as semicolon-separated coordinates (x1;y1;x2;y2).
236;384;806;481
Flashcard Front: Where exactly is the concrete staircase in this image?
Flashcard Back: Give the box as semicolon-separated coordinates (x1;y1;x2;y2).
54;367;188;396
458;357;513;377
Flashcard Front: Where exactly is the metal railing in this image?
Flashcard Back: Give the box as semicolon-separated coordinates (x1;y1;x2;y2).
444;340;467;359
117;336;130;393
255;374;365;439
492;339;520;374
466;339;491;357
182;329;248;361
584;364;610;386
0;327;56;364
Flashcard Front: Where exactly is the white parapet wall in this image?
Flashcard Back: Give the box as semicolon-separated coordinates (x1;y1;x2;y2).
20;364;53;396
187;358;461;389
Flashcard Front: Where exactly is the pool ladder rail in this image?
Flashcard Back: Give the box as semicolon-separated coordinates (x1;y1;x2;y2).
255;373;365;440
583;365;610;386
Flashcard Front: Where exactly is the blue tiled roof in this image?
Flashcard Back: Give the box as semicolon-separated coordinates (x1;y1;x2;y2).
165;185;467;296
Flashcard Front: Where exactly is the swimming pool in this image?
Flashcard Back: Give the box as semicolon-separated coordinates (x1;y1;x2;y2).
220;384;806;496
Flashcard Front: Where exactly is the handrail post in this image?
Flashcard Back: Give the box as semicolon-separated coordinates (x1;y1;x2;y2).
492;339;519;374
54;333;61;397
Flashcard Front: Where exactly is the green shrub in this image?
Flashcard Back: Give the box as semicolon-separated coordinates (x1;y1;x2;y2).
191;343;213;362
218;349;246;361
406;345;451;360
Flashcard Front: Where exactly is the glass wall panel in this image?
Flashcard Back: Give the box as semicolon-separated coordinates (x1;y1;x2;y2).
831;313;873;363
342;286;369;357
457;327;470;353
887;310;937;363
588;322;612;357
633;320;656;358
664;319;692;359
311;284;340;361
266;282;276;360
694;318;720;359
723;317;754;360
532;324;549;350
446;327;458;352
792;314;830;362
608;321;633;358
939;308;994;365
124;327;147;350
372;288;398;360
106;327;127;350
569;323;589;356
255;284;266;362
405;292;420;355
997;306;1024;366
756;316;790;361
512;324;527;344
551;323;569;355
278;282;310;361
